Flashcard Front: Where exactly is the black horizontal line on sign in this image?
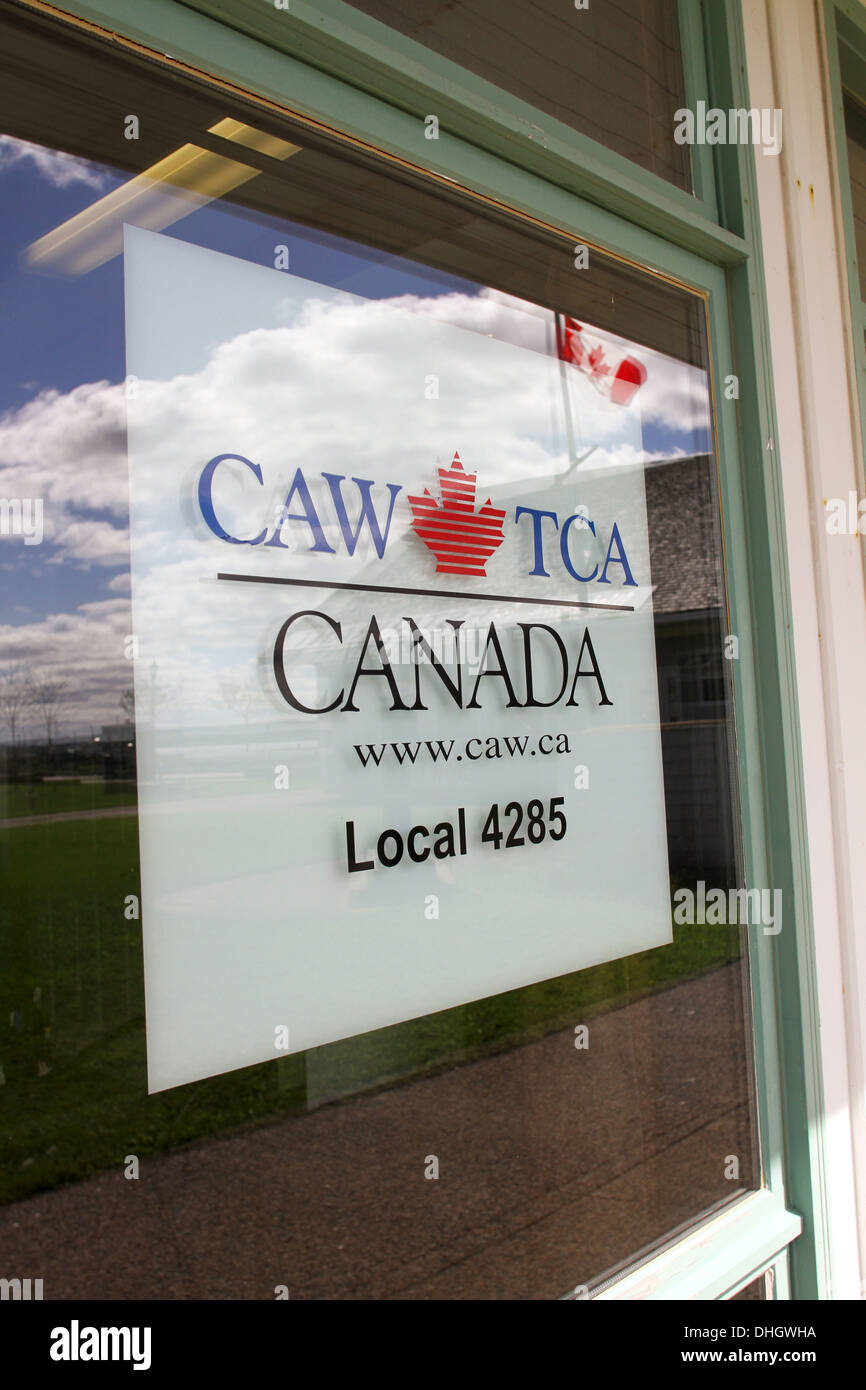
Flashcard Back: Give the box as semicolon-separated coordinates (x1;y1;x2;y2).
216;572;635;613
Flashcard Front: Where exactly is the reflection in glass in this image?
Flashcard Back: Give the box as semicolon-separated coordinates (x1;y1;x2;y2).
343;0;691;189
0;5;756;1299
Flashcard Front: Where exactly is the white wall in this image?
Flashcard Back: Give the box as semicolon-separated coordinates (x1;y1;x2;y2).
742;0;866;1298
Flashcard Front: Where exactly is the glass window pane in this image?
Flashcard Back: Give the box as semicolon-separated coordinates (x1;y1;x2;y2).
731;1273;769;1300
844;94;866;301
0;5;756;1299
345;0;692;190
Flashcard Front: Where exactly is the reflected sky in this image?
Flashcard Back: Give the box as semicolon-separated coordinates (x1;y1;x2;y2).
0;138;712;737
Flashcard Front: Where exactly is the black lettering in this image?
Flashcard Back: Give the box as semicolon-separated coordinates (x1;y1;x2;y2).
520;622;569;707
466;623;521;708
406;618;464;709
346;820;374;872
342;616;410;712
566;627;613;707
274;610;343;713
408;826;430;862
377;829;404;867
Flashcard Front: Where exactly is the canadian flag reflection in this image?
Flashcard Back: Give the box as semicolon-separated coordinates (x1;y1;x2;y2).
555;314;647;407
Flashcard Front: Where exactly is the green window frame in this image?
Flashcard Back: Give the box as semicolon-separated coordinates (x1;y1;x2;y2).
18;0;832;1299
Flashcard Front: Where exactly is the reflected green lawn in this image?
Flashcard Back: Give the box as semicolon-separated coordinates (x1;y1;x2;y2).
1;780;137;820
0;796;742;1205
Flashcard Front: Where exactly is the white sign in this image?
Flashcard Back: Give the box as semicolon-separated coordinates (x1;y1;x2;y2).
123;226;671;1092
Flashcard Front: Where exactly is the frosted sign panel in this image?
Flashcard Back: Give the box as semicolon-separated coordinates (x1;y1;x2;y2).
124;227;671;1092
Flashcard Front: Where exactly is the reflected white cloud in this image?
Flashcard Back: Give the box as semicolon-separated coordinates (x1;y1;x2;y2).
0;597;131;737
0;135;110;190
1;245;711;736
382;287;711;437
0;379;128;563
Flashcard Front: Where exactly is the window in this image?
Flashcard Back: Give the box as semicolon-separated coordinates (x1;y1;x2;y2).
0;3;765;1300
345;0;692;188
843;93;866;301
828;3;866;475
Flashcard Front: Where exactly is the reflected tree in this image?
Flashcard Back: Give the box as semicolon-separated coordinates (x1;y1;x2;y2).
0;664;33;744
27;673;70;745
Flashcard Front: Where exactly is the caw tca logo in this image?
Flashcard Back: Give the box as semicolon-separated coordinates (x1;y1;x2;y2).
202;450;639;717
407;453;505;577
197;449;636;588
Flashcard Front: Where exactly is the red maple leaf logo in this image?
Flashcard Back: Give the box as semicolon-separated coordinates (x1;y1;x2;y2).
408;453;506;577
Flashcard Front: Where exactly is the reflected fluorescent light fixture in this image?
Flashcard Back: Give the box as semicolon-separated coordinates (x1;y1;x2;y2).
208;117;299;160
24;120;301;276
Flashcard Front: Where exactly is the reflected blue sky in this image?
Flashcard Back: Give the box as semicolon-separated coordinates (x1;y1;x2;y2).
0;149;481;630
0;154;479;414
0;140;711;735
